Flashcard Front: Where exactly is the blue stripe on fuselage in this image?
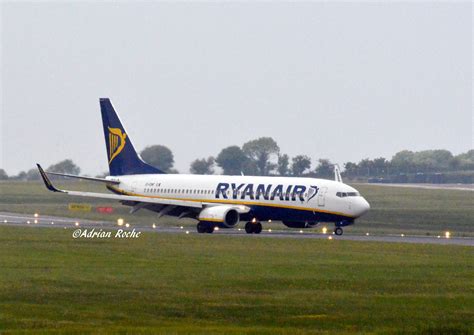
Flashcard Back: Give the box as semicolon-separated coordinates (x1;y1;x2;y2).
240;204;354;224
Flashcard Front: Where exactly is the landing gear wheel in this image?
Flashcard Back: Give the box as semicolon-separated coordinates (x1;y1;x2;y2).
206;225;215;234
334;227;343;236
245;222;262;234
197;222;207;233
245;222;253;234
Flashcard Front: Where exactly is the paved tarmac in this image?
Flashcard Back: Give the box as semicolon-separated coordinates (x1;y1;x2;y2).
0;212;472;246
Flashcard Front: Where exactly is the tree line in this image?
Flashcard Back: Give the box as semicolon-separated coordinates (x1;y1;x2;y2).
139;138;335;178
1;138;473;184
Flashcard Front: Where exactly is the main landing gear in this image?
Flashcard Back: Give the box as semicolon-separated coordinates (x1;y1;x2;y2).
197;222;215;234
334;227;343;236
245;221;262;234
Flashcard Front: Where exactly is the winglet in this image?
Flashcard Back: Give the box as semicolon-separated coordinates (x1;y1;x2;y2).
37;164;62;192
334;164;343;183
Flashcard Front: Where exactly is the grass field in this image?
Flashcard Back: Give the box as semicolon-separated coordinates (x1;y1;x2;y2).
0;226;472;334
1;181;473;236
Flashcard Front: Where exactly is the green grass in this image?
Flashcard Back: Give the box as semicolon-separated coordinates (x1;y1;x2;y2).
0;181;473;236
354;184;474;236
0;226;472;334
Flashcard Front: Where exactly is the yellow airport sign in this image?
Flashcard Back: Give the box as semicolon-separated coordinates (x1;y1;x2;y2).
68;203;92;212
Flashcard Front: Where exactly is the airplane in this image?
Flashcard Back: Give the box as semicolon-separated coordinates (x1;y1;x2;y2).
37;98;370;235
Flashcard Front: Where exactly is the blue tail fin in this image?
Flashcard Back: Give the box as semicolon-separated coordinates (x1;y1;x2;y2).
100;98;164;176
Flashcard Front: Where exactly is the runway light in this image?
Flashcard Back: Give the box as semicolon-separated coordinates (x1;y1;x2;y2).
268;219;272;223
252;218;257;223
180;226;184;229
51;222;54;225
366;232;370;236
401;234;404;237
328;236;333;240
3;220;7;223
268;229;272;232
322;227;327;234
238;228;242;231
34;219;38;224
299;230;303;233
185;230;189;234
27;220;30;224
445;231;450;239
125;223;130;228
152;223;156;229
117;218;124;226
75;222;79;226
214;226;219;231
437;235;441;239
34;213;39;218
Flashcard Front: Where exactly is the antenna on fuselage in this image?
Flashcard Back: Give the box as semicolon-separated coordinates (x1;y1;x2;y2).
334;164;343;183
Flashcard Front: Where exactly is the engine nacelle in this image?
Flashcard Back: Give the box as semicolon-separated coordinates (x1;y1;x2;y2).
198;206;240;228
282;221;318;229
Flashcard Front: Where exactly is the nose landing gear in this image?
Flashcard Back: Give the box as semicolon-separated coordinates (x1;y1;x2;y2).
245;221;262;234
334;227;343;236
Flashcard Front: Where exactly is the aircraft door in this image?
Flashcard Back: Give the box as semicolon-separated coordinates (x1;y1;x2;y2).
131;181;139;193
317;187;327;207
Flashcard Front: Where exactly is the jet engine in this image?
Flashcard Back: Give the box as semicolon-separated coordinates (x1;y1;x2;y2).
198;206;240;228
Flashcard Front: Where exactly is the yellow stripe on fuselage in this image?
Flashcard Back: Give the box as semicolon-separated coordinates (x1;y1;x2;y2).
106;185;355;219
199;218;224;223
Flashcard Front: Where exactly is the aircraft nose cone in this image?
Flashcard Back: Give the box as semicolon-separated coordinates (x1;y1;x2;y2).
357;197;370;217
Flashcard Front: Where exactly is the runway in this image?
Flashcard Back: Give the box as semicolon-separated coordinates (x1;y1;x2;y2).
358;183;474;192
1;212;473;246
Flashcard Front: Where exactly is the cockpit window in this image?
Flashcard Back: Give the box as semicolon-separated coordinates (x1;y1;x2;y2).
336;191;360;198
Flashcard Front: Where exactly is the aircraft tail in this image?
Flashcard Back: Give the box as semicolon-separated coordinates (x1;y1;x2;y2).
100;98;164;176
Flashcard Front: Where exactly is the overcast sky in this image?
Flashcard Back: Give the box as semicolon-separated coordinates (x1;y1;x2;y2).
1;2;472;176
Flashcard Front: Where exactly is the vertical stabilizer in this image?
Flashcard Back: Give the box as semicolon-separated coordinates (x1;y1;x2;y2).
100;98;164;176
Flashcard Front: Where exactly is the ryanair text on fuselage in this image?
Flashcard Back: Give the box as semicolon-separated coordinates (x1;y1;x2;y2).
215;183;319;202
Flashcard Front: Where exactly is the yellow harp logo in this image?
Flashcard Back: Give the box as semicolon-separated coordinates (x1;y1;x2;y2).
108;127;127;164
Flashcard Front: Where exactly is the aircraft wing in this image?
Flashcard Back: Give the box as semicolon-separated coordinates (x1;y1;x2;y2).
37;164;203;209
37;164;251;214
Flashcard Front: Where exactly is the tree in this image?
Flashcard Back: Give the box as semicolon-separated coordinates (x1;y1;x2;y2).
140;145;174;172
190;157;215;175
215;146;249;175
455;150;474;170
315;159;333;178
242;137;280;176
391;150;415;174
413;150;453;172
277;154;290;176
0;169;8;180
358;159;374;177
291;155;311;176
14;171;27;180
343;162;359;177
25;168;40;180
47;159;80;175
373;157;389;176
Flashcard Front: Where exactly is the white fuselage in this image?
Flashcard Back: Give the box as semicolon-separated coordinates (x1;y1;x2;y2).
106;174;370;224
